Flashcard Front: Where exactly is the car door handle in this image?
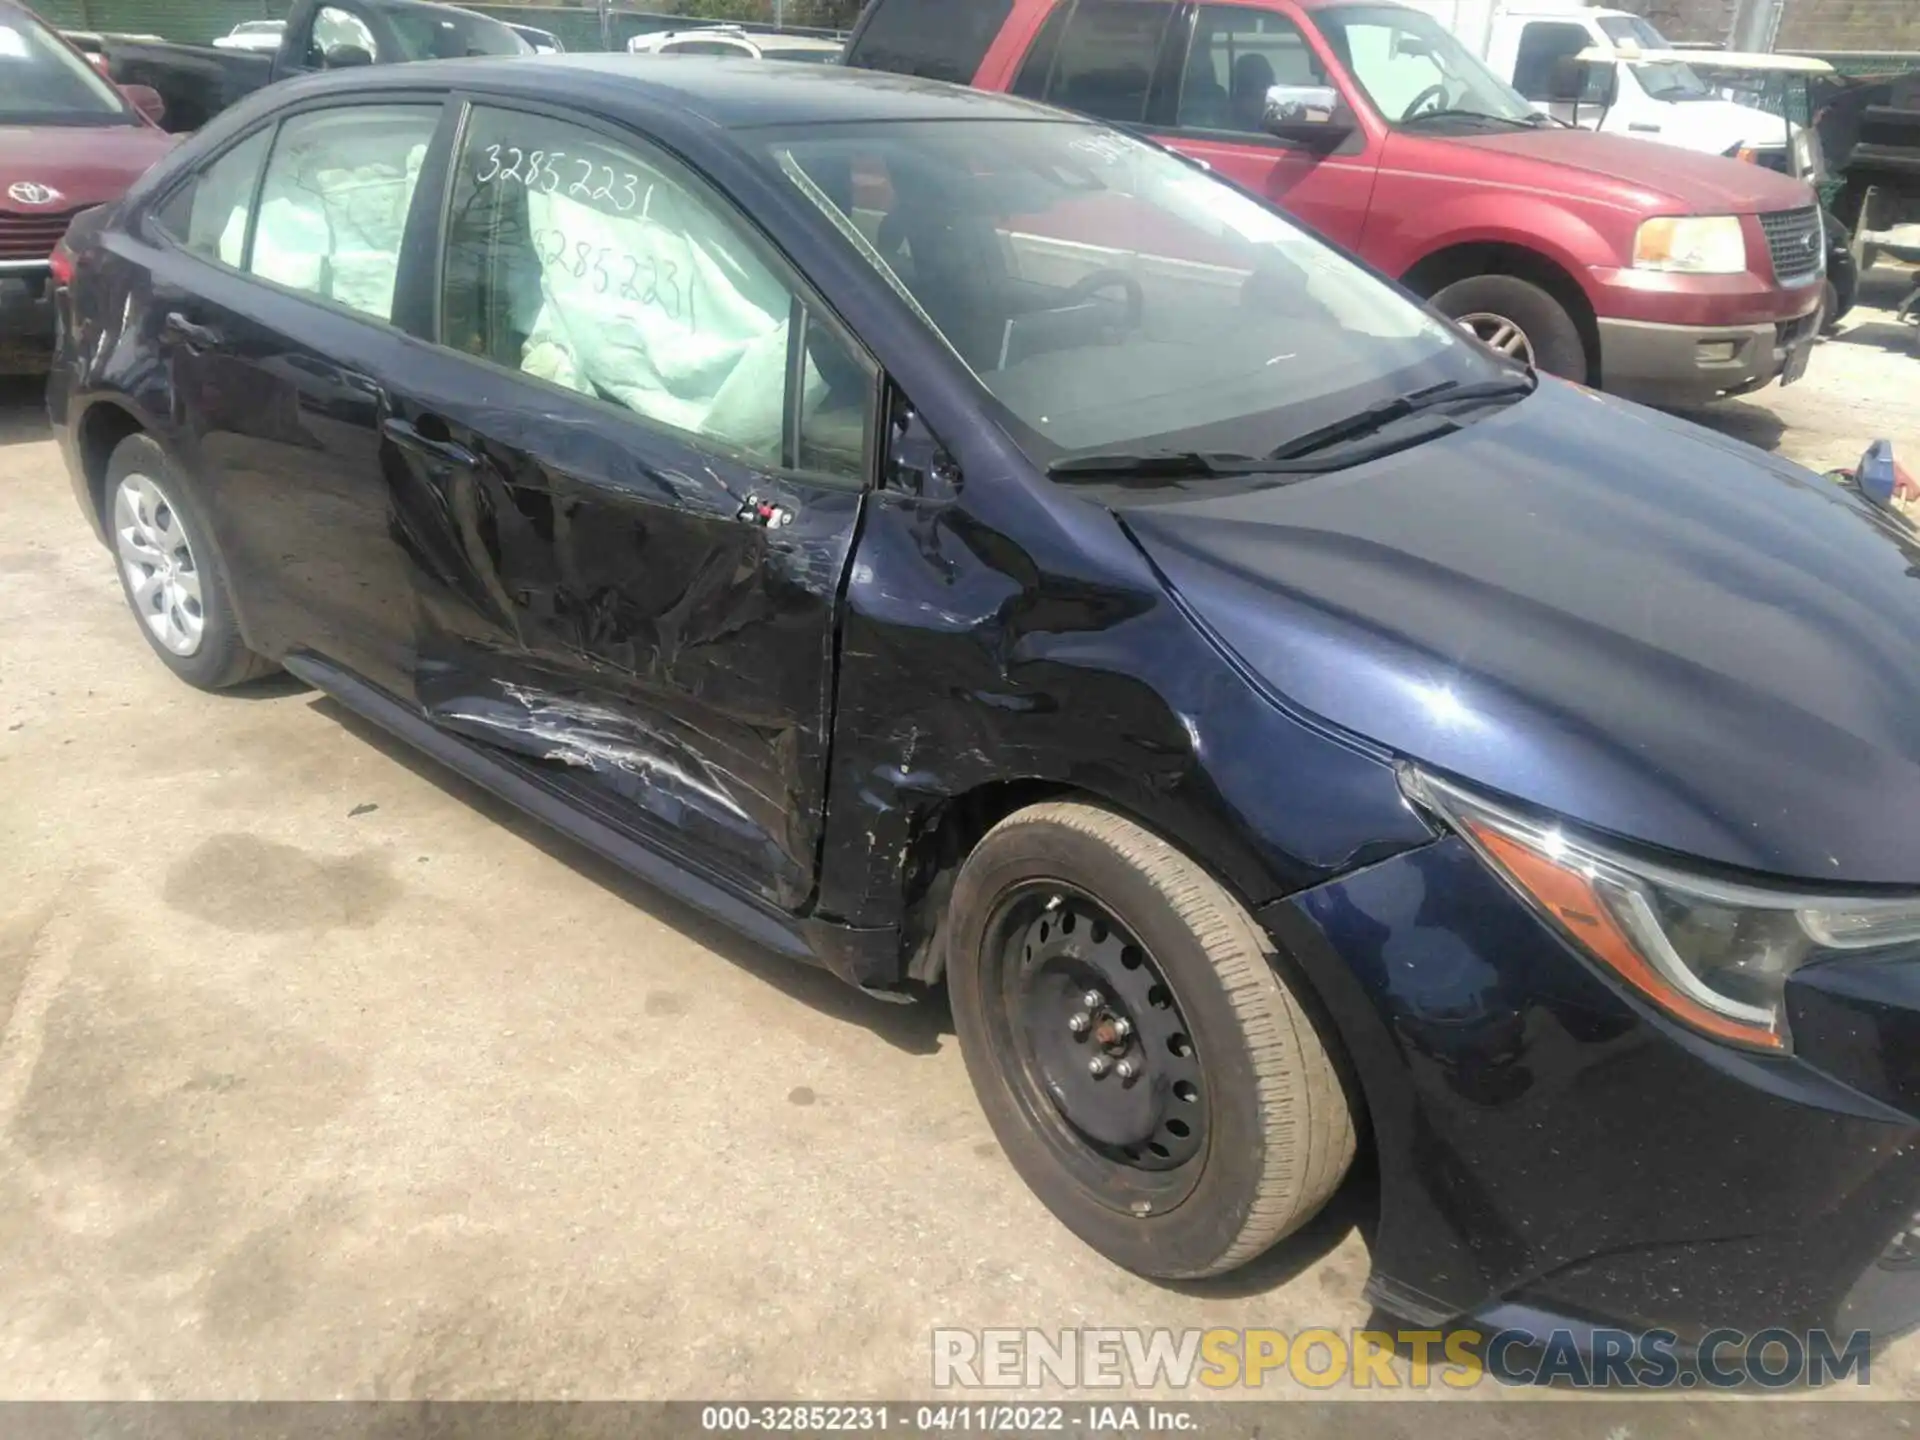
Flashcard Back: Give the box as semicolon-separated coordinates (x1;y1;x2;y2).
162;312;221;349
382;416;478;469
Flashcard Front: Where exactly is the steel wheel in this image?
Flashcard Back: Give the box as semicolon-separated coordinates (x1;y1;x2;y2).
1456;311;1535;364
985;883;1211;1213
113;471;204;657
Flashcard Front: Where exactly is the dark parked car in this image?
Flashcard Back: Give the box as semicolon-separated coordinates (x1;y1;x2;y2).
1;0;174;373
105;0;528;133
48;55;1920;1350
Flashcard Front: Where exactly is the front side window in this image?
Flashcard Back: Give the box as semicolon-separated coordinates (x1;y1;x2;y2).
153;126;273;265
774;119;1485;466
441;106;870;481
1314;4;1533;126
0;9;133;125
248;105;439;322
1177;6;1326;135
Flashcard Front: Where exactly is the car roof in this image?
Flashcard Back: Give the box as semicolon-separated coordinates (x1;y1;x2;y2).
299;52;1065;129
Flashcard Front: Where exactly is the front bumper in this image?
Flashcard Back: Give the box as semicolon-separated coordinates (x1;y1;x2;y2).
1267;837;1920;1348
1597;309;1820;406
0;264;56;375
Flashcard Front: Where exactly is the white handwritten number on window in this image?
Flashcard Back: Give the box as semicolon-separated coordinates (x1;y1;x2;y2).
473;145;641;212
530;228;693;325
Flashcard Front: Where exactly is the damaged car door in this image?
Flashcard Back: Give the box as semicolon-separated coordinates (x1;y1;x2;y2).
384;101;877;909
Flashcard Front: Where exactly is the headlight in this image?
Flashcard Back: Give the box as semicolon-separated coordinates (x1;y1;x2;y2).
1402;767;1920;1053
1632;214;1747;274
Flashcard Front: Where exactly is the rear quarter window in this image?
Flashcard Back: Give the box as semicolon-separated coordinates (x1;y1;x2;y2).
846;0;1014;84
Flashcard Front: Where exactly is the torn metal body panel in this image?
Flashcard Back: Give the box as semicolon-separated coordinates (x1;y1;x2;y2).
378;356;865;912
810;464;1438;958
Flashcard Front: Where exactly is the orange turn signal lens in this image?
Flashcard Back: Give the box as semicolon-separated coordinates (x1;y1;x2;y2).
1468;822;1785;1051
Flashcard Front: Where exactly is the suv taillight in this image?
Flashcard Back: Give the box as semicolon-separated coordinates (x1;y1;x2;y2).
49;240;75;288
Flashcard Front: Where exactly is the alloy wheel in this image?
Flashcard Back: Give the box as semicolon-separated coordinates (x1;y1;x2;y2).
113;472;205;657
1457;311;1536;365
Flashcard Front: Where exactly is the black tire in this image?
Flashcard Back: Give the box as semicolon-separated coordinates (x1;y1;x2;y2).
1429;274;1588;382
948;801;1356;1280
103;433;275;691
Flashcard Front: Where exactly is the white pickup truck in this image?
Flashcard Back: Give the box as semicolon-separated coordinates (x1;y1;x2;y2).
1407;1;1816;169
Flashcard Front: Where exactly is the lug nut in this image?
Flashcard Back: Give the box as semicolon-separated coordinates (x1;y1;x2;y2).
1068;1012;1091;1035
1088;1055;1111;1077
1116;1060;1139;1081
1111;1018;1132;1039
1082;990;1104;1010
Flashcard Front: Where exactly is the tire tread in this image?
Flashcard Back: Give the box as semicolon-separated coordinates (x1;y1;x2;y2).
978;802;1354;1276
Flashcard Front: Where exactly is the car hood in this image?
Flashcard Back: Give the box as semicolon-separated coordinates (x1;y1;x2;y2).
1447;126;1812;212
0;123;176;209
1120;381;1920;887
1625;97;1799;157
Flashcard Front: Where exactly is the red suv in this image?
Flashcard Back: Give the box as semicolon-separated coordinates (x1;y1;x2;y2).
845;0;1826;405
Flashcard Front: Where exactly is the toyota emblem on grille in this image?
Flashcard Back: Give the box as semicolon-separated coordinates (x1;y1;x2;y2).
6;181;63;207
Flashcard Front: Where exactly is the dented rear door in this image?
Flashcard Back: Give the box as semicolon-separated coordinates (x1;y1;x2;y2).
383;101;877;910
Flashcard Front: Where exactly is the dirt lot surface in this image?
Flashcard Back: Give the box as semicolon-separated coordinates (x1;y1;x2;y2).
0;269;1916;1409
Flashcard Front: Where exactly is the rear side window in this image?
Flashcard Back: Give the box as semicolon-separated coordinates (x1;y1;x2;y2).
1512;21;1593;101
846;0;1014;84
440;106;872;482
152;126;271;265
663;39;752;56
249;104;439;322
1022;0;1176;126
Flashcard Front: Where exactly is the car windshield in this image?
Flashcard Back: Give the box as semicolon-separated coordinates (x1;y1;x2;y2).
1315;4;1535;126
0;9;130;125
770;119;1493;467
376;3;527;59
1595;16;1712;101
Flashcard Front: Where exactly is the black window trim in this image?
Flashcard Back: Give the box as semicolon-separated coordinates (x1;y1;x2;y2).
140;89;458;335
428;91;883;492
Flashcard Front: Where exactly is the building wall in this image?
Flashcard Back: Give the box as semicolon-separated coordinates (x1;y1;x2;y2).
1776;0;1920;52
1614;0;1738;44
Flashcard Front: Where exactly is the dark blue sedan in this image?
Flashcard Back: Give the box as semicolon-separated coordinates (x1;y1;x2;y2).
47;53;1920;1350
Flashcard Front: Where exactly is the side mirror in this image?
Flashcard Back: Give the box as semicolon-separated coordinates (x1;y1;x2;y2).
1262;83;1352;140
1547;57;1616;107
322;43;374;68
119;82;166;125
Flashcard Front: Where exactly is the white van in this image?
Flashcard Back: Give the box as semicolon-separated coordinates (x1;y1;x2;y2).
1408;1;1815;168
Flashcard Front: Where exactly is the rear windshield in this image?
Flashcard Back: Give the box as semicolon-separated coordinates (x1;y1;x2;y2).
845;0;1013;84
0;10;131;126
375;3;528;59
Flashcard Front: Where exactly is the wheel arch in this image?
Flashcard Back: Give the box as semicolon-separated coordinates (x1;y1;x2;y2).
1401;241;1601;383
74;399;268;654
75;397;152;527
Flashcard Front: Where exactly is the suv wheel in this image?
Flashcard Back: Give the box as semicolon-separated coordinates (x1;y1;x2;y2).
1430;274;1587;382
105;433;275;691
948;801;1356;1279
